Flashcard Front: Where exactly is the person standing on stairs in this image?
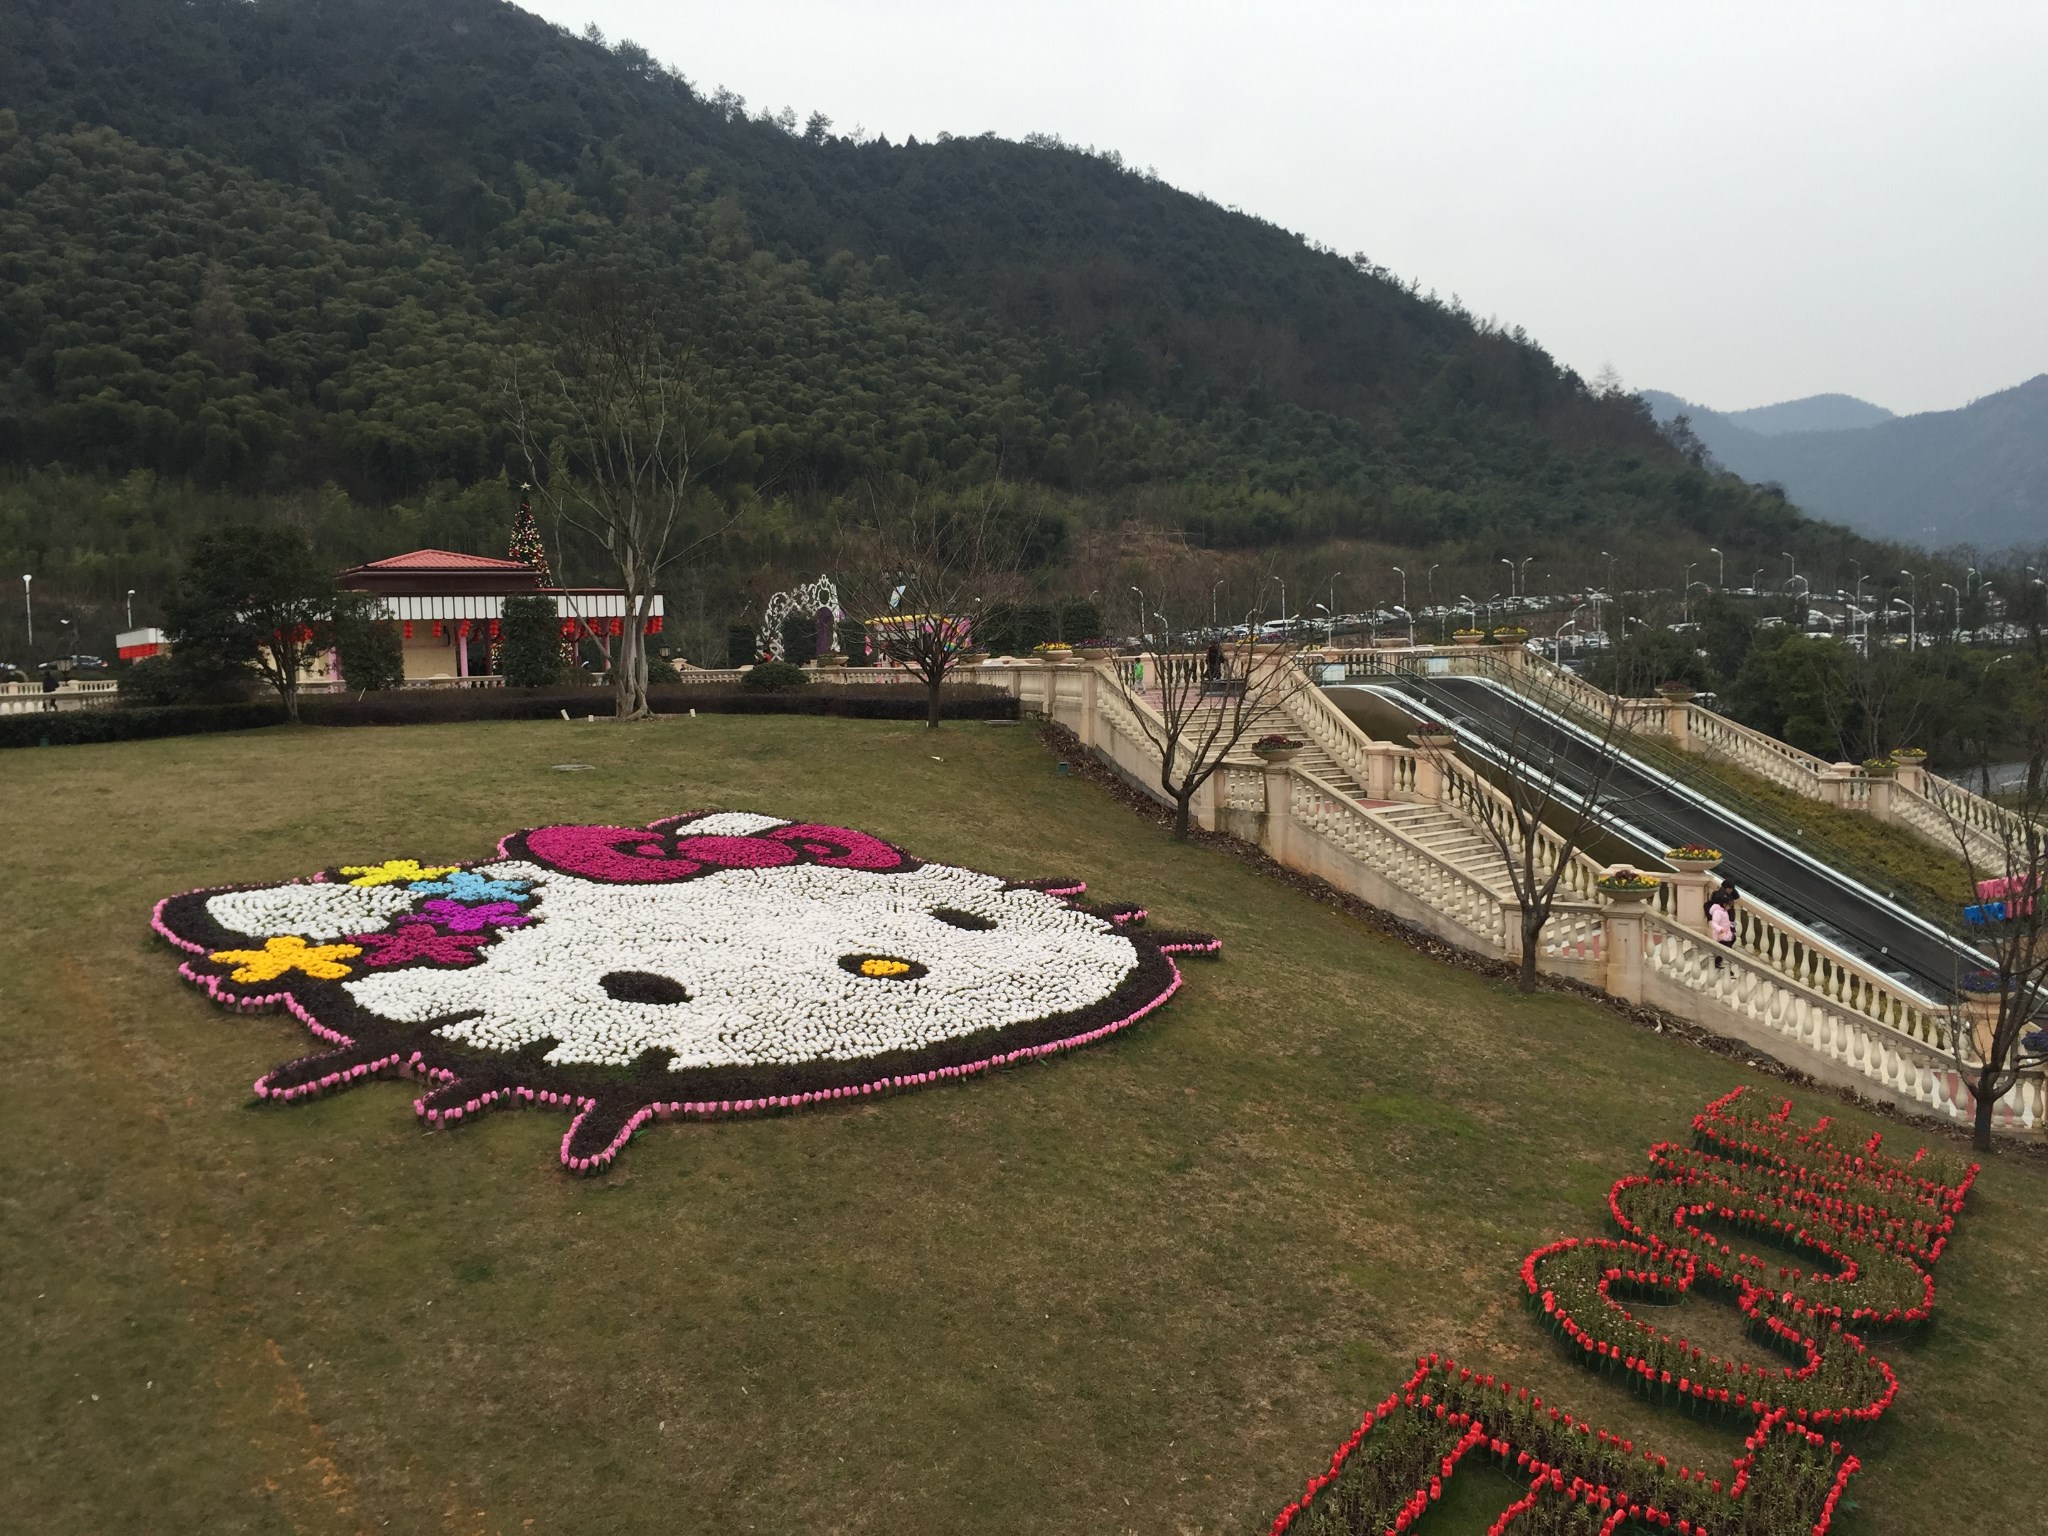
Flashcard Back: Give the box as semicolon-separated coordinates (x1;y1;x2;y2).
1706;876;1740;966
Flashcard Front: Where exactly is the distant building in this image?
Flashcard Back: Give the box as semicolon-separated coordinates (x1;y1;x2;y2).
336;549;662;680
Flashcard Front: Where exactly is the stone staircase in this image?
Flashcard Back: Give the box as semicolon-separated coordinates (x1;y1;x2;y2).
1369;803;1514;896
1136;693;1372;801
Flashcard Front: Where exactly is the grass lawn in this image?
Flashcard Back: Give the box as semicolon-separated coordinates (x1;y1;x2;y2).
3;715;2042;1535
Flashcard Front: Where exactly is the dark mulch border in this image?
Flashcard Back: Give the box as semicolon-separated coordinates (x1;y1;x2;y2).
1037;721;2045;1161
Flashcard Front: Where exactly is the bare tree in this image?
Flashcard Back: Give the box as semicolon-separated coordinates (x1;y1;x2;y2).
1415;689;1641;992
1942;666;2048;1149
1104;570;1308;838
837;482;1027;729
510;271;732;720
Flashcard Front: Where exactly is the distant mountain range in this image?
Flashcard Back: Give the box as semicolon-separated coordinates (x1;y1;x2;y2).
1643;380;2047;551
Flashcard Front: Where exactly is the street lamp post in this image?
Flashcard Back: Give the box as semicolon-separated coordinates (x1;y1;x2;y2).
126;589;136;630
1328;572;1344;643
1682;562;1697;624
1516;556;1534;601
1939;582;1960;643
20;573;31;650
1708;547;1724;589
1390;566;1407;612
1314;602;1335;649
1211;578;1224;629
1129;585;1146;644
1899;570;1919;648
1500;558;1515;599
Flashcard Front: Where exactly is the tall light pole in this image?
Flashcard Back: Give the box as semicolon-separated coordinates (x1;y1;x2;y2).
1750;567;1763;594
1499;557;1516;599
20;573;30;650
1390;566;1407;611
1129;584;1146;642
1782;551;1796;589
1708;546;1724;589
1315;601;1335;649
1327;571;1343;640
1425;563;1440;606
1683;562;1697;624
1211;578;1224;628
1899;569;1919;648
1939;581;1960;643
126;589;136;630
1516;556;1534;600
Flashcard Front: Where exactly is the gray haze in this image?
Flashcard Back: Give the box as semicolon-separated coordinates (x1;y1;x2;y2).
522;0;2046;417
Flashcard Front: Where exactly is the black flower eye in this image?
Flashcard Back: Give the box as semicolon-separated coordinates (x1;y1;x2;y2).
932;908;995;931
601;971;691;1004
838;954;929;981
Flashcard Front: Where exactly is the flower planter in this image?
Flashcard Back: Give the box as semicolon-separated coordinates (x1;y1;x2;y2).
1076;647;1111;661
1451;632;1485;647
149;812;1223;1176
1597;882;1660;906
1891;749;1928;766
1409;731;1457;751
1253;747;1300;765
1664;846;1723;875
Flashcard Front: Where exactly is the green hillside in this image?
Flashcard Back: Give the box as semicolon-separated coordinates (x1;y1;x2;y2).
0;0;1849;661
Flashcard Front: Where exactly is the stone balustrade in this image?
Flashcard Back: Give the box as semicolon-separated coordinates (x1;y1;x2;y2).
979;656;2043;1137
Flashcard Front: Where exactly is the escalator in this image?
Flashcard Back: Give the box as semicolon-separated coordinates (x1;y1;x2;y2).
1331;672;1986;1001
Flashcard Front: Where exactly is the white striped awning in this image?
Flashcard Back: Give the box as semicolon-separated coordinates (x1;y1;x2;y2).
371;592;664;622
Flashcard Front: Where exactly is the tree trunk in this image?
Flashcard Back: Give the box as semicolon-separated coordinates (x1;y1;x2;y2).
1973;1065;1999;1151
1172;788;1194;840
1518;908;1544;993
613;592;652;720
925;672;943;729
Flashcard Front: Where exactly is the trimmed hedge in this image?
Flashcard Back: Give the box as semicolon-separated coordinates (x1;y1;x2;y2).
0;702;286;748
2;684;1019;746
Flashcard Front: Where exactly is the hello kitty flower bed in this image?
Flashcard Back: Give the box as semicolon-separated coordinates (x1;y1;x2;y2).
151;812;1220;1174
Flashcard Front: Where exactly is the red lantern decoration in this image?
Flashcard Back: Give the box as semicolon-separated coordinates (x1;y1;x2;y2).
431;620;444;640
402;621;414;640
488;619;501;640
609;617;623;637
647;615;663;634
457;619;471;639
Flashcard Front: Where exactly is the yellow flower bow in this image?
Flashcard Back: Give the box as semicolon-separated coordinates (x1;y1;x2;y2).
338;858;459;888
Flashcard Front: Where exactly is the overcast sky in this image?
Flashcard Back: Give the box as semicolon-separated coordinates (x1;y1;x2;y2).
523;1;2044;417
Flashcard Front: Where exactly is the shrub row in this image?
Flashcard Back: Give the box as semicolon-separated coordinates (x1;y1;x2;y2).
2;684;1019;747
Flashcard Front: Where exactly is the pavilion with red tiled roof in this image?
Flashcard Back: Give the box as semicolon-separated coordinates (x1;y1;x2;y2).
337;549;662;682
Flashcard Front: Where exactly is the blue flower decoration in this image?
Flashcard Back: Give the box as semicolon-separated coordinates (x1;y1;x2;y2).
407;870;533;905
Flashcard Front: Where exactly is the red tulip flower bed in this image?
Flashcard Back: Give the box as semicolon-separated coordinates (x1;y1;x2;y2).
1269;1088;1977;1535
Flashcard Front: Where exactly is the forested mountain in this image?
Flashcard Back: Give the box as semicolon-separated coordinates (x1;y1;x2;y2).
1722;394;1895;436
1645;380;2048;551
0;0;1859;660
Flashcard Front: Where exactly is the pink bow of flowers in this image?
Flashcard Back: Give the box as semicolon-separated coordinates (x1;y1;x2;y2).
349;920;493;969
418;898;531;934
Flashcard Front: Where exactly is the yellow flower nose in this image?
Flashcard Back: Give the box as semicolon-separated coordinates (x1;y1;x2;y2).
839;953;929;981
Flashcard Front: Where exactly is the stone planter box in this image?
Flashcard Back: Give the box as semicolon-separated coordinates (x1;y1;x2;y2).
1253;746;1301;765
1451;633;1485;646
1076;647;1111;661
1666;856;1721;875
1597;883;1661;906
1410;731;1457;751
